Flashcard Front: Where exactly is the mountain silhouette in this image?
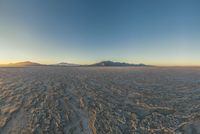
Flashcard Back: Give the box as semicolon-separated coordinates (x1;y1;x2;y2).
90;61;147;67
0;61;42;67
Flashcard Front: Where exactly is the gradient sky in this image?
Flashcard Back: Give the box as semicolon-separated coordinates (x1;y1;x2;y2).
0;0;200;65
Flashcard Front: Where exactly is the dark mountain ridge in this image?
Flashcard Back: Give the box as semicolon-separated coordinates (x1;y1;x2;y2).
90;61;147;67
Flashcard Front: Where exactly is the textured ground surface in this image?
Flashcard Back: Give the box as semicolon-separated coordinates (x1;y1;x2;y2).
0;67;200;134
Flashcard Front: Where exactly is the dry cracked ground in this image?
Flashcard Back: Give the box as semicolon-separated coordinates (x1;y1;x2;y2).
0;67;200;134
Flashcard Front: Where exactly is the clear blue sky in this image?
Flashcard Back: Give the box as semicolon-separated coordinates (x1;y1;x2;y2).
0;0;200;65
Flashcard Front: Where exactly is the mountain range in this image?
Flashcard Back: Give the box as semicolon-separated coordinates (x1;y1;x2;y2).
90;61;147;67
0;61;148;67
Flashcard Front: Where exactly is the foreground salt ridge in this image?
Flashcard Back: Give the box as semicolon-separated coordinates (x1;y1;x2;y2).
0;67;200;134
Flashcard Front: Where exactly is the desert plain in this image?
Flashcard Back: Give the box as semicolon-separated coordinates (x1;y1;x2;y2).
0;66;200;134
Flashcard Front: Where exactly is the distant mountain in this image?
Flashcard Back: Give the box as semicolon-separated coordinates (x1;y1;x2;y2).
90;61;147;67
0;61;148;67
53;62;80;67
0;61;42;67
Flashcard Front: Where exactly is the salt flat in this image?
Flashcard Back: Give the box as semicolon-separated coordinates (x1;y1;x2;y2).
0;66;200;134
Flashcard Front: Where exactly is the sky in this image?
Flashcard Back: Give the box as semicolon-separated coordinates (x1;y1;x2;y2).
0;0;200;66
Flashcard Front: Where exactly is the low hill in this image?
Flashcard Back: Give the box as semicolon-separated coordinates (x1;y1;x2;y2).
52;62;80;67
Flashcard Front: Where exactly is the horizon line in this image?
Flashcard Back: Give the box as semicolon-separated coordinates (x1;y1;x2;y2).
0;60;200;67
